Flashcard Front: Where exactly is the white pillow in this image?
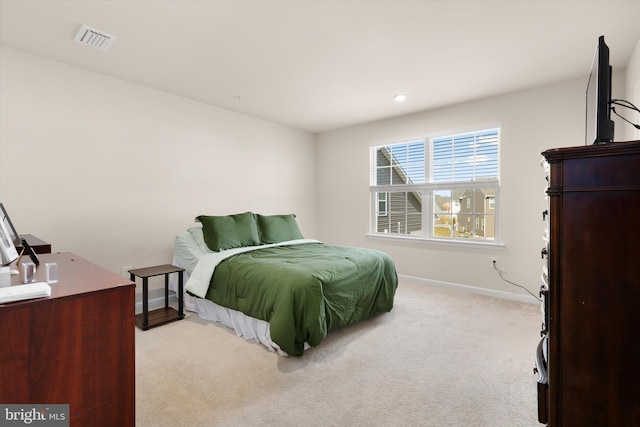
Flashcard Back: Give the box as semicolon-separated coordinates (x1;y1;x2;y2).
187;225;213;253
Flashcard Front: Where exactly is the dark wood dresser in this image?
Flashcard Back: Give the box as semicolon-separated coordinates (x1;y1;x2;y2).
537;140;640;426
14;234;52;254
0;252;135;426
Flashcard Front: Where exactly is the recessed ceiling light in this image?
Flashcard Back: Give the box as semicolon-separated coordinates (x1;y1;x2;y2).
394;94;407;102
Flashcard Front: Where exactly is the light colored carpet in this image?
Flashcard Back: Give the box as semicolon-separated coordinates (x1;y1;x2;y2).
135;281;541;426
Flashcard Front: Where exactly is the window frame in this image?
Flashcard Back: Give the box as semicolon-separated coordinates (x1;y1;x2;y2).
369;128;502;247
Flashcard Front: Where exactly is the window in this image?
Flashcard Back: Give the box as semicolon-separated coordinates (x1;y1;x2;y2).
377;192;388;216
371;128;499;242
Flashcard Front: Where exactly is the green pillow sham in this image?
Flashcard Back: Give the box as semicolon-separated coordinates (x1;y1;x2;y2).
196;212;261;252
257;214;304;244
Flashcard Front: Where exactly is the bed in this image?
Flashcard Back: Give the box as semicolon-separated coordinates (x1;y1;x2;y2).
171;212;398;356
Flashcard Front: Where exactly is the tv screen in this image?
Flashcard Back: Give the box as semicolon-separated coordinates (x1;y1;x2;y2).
585;35;614;145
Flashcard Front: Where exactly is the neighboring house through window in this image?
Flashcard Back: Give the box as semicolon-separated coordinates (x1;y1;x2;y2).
370;128;500;242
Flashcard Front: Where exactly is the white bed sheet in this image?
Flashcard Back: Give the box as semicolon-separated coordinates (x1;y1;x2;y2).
172;230;300;355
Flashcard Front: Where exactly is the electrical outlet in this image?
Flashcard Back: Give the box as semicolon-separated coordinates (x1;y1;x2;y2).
121;266;133;277
490;258;505;273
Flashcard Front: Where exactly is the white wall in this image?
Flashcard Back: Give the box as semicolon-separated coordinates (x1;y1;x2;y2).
624;37;640;141
2;42;635;304
316;71;627;299
0;47;317;287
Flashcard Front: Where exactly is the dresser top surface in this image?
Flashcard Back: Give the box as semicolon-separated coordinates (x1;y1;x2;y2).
542;139;640;161
1;252;134;309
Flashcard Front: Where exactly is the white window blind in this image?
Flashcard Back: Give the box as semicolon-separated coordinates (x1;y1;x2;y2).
432;129;499;182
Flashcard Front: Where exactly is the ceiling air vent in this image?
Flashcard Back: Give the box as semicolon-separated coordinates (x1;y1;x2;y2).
74;24;115;50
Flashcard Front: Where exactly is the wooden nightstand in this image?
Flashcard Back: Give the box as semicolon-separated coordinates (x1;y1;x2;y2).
129;264;184;330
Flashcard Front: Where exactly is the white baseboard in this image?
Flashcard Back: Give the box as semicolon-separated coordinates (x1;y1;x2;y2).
399;274;540;305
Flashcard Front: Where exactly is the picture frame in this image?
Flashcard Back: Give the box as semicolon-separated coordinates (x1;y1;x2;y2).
20;237;40;266
0;202;20;246
0;216;19;265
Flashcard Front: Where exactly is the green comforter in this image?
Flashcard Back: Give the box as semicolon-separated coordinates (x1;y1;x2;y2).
204;242;398;356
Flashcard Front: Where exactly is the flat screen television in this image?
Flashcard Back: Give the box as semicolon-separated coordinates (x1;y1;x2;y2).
585;35;614;145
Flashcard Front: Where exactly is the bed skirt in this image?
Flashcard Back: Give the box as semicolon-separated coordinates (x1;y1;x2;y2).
170;258;307;356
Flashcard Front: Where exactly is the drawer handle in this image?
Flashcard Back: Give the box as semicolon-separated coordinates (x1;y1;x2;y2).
542;210;548;221
541;247;548;259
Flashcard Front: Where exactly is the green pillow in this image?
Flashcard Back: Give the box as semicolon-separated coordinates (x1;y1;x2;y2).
257;214;304;244
196;212;261;252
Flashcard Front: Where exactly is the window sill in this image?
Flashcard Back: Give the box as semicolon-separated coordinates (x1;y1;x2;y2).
366;233;505;249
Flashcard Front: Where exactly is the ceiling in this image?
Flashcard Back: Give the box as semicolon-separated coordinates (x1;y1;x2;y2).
1;1;639;134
